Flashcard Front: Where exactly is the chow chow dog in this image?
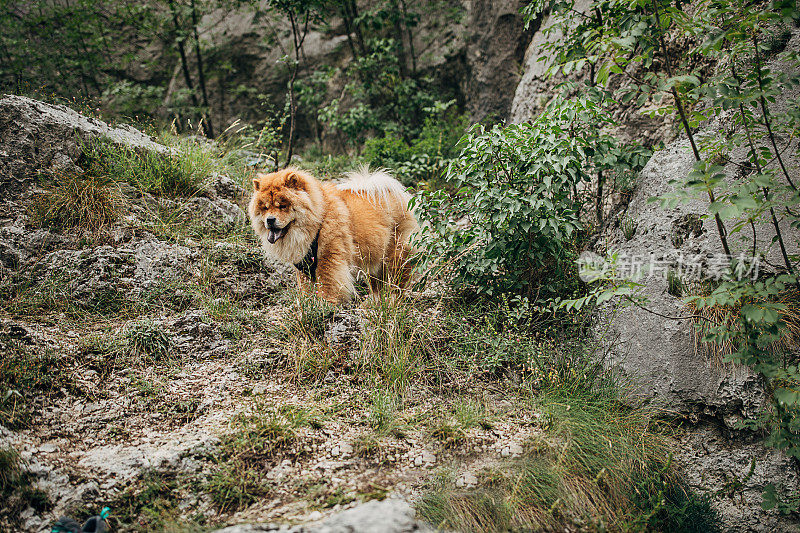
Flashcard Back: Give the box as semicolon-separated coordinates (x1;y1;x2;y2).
248;166;418;303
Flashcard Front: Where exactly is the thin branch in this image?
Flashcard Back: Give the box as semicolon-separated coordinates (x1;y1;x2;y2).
753;34;797;191
650;0;732;258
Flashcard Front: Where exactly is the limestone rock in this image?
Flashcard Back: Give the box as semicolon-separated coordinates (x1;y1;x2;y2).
675;423;800;533
212;498;432;533
0;94;167;191
594;27;800;531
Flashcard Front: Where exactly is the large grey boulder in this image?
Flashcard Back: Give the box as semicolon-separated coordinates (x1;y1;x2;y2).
509;1;590;124
0;94;167;189
598;27;800;419
598;138;770;419
212;498;432;533
596;28;800;531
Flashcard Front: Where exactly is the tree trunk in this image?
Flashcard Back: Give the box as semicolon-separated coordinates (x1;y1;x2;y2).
389;0;409;79
190;0;214;138
398;0;417;75
168;0;201;117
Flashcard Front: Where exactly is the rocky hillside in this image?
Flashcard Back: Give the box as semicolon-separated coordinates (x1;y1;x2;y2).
89;0;534;143
0;95;547;531
3;1;800;530
1;87;799;530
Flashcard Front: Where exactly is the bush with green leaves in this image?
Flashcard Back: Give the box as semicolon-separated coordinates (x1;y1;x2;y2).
319;36;453;145
415;95;648;299
362;102;470;186
363;133;413;168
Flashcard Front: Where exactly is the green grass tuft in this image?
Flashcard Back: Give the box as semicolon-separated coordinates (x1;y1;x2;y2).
29;173;123;231
123;319;172;361
205;401;323;512
80;137;212;197
620;215;637;241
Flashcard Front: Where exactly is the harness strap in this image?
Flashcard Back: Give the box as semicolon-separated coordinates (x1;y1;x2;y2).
294;230;320;282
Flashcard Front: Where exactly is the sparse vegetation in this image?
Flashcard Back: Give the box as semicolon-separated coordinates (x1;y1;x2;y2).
0;446;52;523
123;319;173;361
205;402;324;512
81;137;213;197
367;391;408;437
0;339;64;429
419;347;717;532
106;471;205;532
29;173;123;231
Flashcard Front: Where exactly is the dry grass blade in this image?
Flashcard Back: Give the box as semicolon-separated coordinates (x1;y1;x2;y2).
28;173;123;232
687;285;800;368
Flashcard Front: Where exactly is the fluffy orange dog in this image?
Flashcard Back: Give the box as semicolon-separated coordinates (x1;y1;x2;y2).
248;167;418;303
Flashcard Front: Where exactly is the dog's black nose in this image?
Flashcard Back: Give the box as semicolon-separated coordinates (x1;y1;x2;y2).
266;216;277;228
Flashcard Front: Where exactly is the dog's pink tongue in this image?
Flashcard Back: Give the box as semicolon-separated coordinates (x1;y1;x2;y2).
267;229;280;244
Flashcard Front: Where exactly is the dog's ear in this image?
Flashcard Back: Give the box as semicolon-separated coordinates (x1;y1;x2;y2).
284;170;306;191
253;172;270;192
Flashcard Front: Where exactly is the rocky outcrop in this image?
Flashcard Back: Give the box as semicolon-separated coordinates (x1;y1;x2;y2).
462;0;534;121
137;0;533;139
509;2;675;145
597;139;800;531
594;28;800;531
0;94;288;307
508;2;586;124
676;424;800;533
0;95;291;532
0;94;167;190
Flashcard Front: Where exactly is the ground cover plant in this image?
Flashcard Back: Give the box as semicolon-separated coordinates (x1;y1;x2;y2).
419;364;718;532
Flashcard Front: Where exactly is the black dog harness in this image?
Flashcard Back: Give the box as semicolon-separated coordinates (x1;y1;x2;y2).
294;231;320;282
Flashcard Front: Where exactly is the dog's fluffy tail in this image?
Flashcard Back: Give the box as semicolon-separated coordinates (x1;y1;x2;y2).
338;165;411;206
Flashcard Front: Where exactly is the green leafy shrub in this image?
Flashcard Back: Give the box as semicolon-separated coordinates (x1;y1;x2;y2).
363;133;413;168
362;103;470;186
411;104;470;160
395;153;448;186
319;37;453;145
416;96;647;299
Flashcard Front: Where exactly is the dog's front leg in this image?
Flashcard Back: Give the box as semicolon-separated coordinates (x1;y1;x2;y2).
315;255;354;304
295;269;312;295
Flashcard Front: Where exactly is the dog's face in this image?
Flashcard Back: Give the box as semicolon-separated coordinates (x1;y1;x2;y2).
250;169;312;244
